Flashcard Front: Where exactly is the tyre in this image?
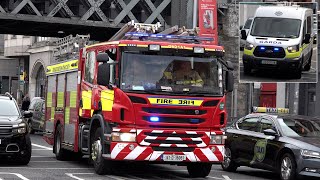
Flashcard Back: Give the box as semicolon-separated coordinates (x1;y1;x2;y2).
221;147;238;172
28;121;35;134
279;153;297;180
54;124;69;161
187;163;212;178
243;64;252;75
16;134;32;165
303;51;312;71
91;127;112;175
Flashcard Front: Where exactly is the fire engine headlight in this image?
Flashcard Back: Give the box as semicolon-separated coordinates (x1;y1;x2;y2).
287;45;299;53
149;44;160;51
301;149;320;159
193;47;205;53
111;132;136;142
210;135;227;144
12;123;27;134
244;42;254;50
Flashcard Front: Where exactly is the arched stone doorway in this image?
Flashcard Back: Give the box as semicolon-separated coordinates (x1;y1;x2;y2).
30;60;45;99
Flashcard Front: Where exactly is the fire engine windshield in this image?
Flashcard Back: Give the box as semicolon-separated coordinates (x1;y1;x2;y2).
120;52;223;96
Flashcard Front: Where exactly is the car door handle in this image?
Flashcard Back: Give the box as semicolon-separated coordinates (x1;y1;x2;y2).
232;135;238;138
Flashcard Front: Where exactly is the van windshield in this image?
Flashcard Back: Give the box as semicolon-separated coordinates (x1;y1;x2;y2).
251;17;301;38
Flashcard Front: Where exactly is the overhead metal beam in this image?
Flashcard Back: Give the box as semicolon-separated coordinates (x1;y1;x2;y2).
117;0;138;23
0;5;5;13
48;0;74;17
145;0;171;25
11;0;29;14
27;0;42;16
112;0;139;26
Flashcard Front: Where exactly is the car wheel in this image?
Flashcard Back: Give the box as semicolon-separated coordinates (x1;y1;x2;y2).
28;121;35;134
54;124;69;160
91;127;112;175
16;134;32;165
187;163;212;178
279;153;296;180
221;147;238;172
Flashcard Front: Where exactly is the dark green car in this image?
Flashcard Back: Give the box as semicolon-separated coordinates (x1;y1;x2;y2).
222;113;320;180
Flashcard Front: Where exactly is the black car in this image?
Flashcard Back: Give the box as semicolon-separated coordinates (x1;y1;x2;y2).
0;93;32;164
222;111;320;180
26;97;45;134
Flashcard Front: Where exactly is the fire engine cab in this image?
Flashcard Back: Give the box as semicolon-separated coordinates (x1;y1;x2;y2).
44;21;234;177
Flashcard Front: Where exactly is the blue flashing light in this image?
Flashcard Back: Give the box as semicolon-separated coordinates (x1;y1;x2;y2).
190;119;200;123
274;47;279;51
150;117;160;122
124;32;214;41
260;47;265;50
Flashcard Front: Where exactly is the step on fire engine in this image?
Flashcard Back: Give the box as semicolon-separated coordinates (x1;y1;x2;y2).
44;20;234;177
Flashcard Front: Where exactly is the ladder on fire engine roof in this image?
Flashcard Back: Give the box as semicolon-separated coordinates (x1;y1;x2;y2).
53;34;90;62
108;20;203;42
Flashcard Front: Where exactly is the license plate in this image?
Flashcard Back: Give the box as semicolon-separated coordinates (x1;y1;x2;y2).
261;60;277;65
162;154;186;162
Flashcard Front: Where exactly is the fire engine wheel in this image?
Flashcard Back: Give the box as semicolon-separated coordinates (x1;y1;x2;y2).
187;163;212;178
54;124;69;161
91;127;112;175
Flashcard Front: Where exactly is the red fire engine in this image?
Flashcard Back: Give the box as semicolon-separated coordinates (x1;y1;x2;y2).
43;21;234;177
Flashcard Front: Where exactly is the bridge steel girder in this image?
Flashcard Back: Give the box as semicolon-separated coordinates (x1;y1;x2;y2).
0;0;172;41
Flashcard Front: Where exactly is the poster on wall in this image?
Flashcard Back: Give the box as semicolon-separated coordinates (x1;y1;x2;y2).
198;0;218;45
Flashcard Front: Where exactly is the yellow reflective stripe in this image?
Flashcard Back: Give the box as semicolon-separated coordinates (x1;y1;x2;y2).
46;60;78;75
51;108;55;120
252;106;289;113
91;110;94;116
57;92;64;107
46;92;52;107
70;91;77;108
101;90;114;111
244;48;254;56
65;107;70;124
137;45;148;48
82;91;92;110
148;98;203;106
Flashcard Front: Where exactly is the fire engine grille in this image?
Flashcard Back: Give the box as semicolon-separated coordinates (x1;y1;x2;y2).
0;125;12;136
253;46;285;58
142;107;206;115
143;116;204;124
139;130;209;148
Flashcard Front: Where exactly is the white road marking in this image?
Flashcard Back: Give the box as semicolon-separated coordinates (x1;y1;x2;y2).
208;176;224;180
66;173;93;180
0;172;30;180
30;161;63;162
106;175;128;180
0;167;93;170
127;175;149;180
222;175;232;180
31;156;54;158
32;149;52;151
32;143;53;150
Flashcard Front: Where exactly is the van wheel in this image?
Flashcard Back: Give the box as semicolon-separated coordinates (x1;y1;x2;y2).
91;127;112;175
54;124;69;161
303;51;312;71
187;163;212;177
243;64;252;75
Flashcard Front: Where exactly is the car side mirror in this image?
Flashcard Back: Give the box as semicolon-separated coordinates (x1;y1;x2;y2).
240;25;244;30
263;129;277;136
23;111;33;118
241;30;247;40
303;34;311;44
97;53;109;62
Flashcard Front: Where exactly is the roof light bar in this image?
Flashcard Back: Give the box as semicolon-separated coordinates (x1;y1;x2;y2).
125;32;214;41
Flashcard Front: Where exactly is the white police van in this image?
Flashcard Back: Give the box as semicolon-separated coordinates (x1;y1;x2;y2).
241;5;315;79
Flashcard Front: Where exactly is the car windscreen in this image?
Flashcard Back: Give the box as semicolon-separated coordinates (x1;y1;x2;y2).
278;117;320;137
244;19;253;29
0;99;20;116
251;17;301;38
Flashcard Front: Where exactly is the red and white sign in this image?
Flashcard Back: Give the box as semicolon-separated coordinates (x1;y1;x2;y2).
198;0;218;45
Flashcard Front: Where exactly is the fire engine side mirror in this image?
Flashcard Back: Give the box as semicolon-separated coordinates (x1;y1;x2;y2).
97;53;109;62
225;61;234;92
97;63;110;86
